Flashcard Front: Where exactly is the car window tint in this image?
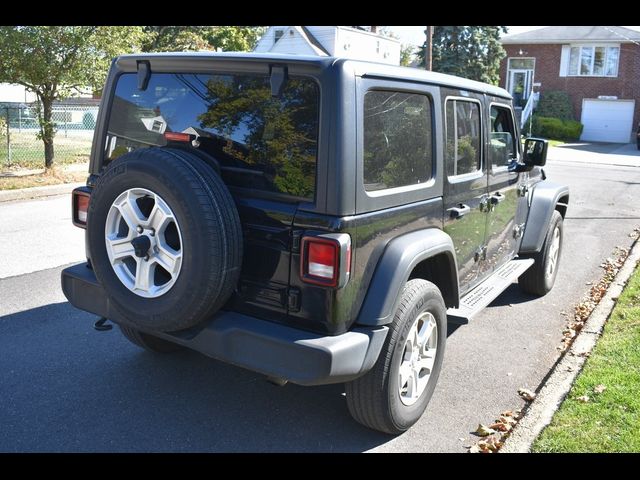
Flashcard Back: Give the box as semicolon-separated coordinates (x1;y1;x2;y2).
106;73;319;200
489;105;517;168
363;90;433;191
445;100;481;177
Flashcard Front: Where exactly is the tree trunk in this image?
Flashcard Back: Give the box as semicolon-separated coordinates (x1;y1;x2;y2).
40;96;55;169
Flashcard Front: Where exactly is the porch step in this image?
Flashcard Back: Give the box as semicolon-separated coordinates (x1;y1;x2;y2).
447;258;534;324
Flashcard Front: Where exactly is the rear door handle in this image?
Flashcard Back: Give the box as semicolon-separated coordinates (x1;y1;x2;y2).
448;204;471;219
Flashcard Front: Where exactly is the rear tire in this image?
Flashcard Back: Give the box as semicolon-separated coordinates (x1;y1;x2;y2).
519;210;563;296
345;279;447;434
119;325;182;353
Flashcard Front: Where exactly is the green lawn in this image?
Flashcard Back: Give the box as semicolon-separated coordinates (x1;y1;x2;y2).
0;131;91;169
532;263;640;452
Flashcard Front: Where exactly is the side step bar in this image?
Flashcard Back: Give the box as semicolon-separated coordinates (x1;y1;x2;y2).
447;258;534;324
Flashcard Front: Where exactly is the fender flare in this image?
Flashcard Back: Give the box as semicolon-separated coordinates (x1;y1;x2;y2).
356;229;459;326
520;181;569;254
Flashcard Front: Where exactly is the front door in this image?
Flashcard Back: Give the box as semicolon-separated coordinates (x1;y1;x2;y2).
508;70;533;107
482;102;522;276
443;95;489;294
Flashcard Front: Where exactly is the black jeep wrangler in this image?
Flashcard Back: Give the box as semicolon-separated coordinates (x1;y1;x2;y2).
62;53;569;434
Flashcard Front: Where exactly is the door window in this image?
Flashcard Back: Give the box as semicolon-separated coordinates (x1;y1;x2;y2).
445;99;481;177
489;105;517;168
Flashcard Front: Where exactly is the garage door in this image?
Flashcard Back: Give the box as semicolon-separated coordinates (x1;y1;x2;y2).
581;99;635;143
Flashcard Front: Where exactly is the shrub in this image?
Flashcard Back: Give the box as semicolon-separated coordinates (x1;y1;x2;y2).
0;116;6;139
531;116;584;141
535;91;575;120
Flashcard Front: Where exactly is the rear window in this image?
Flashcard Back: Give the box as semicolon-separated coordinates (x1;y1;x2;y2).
105;72;320;199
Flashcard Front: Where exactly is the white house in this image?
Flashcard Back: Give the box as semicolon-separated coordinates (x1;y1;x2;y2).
254;26;401;65
0;83;37;103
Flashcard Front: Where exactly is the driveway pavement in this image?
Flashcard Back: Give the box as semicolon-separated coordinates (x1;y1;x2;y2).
549;142;640;167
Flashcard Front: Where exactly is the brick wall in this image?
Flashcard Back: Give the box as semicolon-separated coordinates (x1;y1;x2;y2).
499;43;640;138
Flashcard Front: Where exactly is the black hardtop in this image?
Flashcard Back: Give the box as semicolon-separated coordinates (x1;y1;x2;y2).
114;51;512;99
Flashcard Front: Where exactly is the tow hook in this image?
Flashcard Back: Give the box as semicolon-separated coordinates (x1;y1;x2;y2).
94;317;113;331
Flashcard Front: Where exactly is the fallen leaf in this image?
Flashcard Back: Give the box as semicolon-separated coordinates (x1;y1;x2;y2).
474;424;496;437
518;388;536;401
576;395;590;403
594;384;606;394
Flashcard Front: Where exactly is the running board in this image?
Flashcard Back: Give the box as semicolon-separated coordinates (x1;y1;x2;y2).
447;258;534;324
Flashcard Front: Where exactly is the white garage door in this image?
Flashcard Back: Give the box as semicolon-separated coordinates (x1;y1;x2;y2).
581;99;635;143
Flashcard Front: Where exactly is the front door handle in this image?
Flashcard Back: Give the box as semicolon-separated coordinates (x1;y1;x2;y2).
490;192;505;205
448;204;471;219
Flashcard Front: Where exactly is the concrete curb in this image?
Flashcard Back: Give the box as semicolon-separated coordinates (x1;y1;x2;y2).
0;182;85;203
500;237;640;453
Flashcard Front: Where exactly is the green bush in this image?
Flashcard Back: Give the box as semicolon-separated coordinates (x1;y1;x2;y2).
531;116;583;141
535;91;575;120
0;116;6;139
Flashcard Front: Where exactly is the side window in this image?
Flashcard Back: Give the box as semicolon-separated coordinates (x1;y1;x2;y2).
445;100;481;177
490;105;517;168
363;90;433;191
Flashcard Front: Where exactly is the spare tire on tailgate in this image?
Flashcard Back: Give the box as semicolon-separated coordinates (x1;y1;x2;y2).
87;147;242;332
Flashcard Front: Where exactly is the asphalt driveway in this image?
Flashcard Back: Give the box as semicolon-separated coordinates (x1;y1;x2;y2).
0;149;638;452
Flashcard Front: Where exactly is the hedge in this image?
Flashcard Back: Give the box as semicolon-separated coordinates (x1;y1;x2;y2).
531;116;583;141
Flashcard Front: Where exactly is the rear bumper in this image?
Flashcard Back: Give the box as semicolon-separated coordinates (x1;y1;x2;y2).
61;263;387;386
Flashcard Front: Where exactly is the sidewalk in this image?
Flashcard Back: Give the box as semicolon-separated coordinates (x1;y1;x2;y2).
0;182;85;203
548;142;640;168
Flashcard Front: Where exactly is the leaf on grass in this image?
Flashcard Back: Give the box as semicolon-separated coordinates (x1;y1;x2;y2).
474;424;496;437
518;388;536;401
576;395;590;403
594;384;606;394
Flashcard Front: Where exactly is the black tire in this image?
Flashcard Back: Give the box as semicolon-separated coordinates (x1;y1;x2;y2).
345;279;447;434
87;147;242;332
519;210;563;296
119;325;183;353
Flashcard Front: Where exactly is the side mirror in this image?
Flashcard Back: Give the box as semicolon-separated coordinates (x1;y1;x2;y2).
523;138;548;167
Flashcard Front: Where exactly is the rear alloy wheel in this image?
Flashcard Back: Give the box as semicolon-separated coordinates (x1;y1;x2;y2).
345;279;447;434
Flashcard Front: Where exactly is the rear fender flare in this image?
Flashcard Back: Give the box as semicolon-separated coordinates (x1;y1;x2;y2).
356;229;458;326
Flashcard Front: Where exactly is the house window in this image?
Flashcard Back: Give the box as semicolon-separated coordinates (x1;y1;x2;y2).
274;29;284;42
568;45;619;76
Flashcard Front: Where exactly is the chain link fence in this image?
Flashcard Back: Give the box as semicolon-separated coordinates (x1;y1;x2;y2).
0;101;98;170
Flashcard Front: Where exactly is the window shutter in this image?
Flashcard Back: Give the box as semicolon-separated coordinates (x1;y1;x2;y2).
559;45;570;77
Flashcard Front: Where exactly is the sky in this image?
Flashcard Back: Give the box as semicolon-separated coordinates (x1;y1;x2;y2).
388;26;640;47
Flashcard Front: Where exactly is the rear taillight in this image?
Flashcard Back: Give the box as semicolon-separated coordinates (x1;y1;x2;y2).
72;188;91;228
300;234;351;288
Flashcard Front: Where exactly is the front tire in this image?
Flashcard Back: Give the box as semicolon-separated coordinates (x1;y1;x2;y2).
519;210;563;296
345;279;447;434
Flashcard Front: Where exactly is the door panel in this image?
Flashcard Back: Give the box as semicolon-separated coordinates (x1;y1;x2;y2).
443;95;488;294
228;195;295;323
483;103;521;275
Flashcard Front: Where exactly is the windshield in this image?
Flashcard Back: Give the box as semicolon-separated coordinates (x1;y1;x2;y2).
105;72;320;199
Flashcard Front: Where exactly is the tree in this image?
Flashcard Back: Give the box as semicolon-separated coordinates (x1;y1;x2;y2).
142;26;266;53
142;26;216;52
0;26;146;168
417;26;507;84
400;44;415;67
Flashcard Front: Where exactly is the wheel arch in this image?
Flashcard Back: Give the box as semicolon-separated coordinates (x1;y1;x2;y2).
356;229;459;326
520;181;570;254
